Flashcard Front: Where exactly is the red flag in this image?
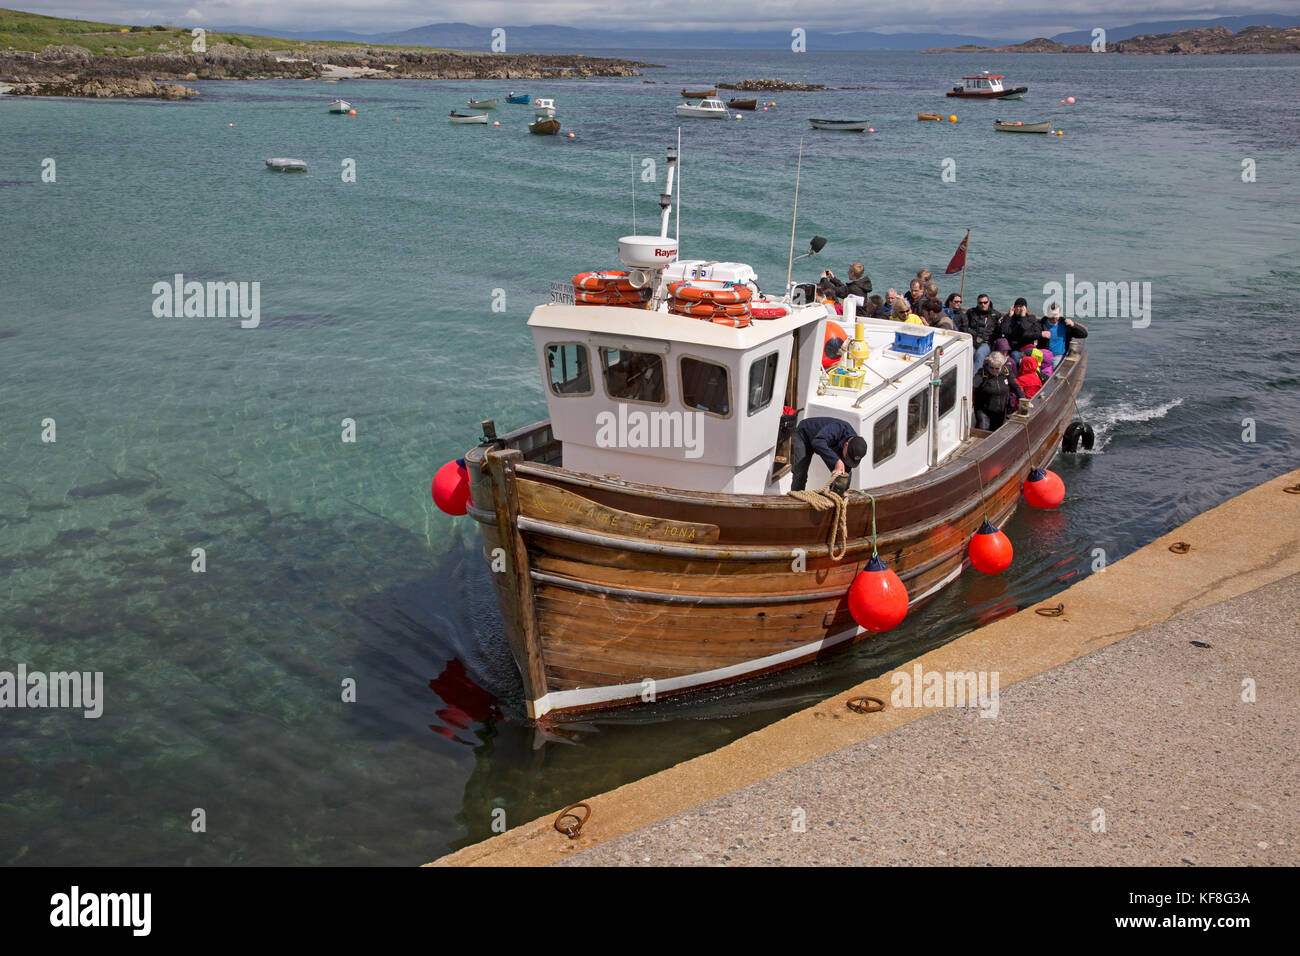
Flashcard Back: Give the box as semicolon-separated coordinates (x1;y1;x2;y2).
945;234;968;275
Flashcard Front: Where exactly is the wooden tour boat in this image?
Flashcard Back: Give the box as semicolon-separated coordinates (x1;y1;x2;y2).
449;145;1089;719
682;87;717;98
947;73;1029;99
994;119;1052;133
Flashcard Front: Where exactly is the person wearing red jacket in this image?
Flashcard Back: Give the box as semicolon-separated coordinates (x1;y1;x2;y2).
1016;353;1043;399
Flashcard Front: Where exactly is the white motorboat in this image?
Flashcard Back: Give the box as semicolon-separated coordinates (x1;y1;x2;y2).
533;97;556;117
265;158;308;172
328;99;351;113
675;97;729;119
449;111;490;125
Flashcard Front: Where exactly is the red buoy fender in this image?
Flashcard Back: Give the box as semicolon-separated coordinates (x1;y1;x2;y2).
968;519;1013;574
823;320;847;369
432;458;470;516
848;555;909;632
1022;467;1066;509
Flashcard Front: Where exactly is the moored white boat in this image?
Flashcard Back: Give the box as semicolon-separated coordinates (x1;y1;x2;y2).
676;97;729;119
449;111;490;125
467;97;498;109
265;157;308;172
994;119;1052;133
437;144;1091;719
328;99;351;113
947;72;1029;99
533;97;556;117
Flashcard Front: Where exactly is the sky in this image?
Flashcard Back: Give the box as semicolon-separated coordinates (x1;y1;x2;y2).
18;1;1275;39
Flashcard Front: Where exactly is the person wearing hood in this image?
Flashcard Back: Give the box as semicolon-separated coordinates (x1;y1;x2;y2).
991;336;1015;373
1039;302;1088;360
972;352;1024;431
961;293;1002;374
1016;353;1044;399
1037;347;1055;379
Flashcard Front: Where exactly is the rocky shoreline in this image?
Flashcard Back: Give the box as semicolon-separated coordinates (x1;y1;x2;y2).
926;24;1300;54
719;78;826;92
0;43;653;99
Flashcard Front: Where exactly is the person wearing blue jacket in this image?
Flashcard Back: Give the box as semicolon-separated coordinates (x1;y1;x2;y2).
791;417;868;491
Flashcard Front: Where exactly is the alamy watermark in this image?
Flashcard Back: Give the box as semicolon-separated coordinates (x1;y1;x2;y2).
890;663;1000;718
595;403;704;459
1;664;103;718
1041;274;1151;328
152;274;260;328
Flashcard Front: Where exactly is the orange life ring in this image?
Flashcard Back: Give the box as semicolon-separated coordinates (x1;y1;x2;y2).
573;271;637;293
708;314;752;329
667;280;753;305
575;289;647;306
669;301;751;319
823;320;847;369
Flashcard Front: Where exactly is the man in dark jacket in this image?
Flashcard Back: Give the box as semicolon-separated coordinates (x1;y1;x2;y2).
1001;297;1041;362
817;262;872;304
972;353;1025;431
961;293;1002;373
791;417;867;491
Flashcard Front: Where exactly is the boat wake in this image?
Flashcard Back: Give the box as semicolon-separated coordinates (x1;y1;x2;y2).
1073;395;1183;453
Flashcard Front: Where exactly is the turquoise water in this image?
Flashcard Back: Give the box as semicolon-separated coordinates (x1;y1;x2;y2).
1;52;1298;865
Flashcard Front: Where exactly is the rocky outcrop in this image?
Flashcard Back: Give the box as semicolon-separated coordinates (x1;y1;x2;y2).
0;42;652;97
719;78;826;91
10;76;196;99
926;24;1300;54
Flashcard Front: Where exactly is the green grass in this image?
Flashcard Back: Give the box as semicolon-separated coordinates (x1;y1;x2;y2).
0;7;457;55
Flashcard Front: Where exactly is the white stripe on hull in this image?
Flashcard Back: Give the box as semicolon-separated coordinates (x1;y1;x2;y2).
527;560;967;718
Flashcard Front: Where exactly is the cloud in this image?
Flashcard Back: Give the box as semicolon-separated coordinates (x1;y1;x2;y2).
25;1;1273;37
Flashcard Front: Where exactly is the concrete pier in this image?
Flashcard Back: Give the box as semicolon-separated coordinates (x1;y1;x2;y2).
430;467;1300;867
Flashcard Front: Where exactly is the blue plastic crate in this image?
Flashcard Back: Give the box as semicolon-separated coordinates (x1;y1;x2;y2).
892;329;934;355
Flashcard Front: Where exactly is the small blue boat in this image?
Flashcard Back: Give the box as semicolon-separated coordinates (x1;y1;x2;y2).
505;92;531;104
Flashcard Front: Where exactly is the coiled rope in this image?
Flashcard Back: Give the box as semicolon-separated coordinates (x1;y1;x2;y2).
789;478;849;561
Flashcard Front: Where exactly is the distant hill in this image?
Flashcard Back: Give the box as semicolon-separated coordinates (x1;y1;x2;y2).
928;23;1300;54
1049;13;1300;45
211;22;1012;51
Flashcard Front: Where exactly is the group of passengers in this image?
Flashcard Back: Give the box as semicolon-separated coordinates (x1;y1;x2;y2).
814;264;1089;431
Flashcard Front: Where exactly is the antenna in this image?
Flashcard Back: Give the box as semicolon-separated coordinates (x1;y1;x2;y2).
675;128;681;242
785;138;804;292
660;136;678;239
630;152;636;234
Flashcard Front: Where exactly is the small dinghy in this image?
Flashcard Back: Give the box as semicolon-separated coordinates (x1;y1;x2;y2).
726;98;758;110
265;158;308;172
529;117;561;135
681;87;716;98
994;119;1051;133
328;98;351;113
505;92;531;104
809;118;869;132
449;111;490;124
467;97;498;109
917;112;943;121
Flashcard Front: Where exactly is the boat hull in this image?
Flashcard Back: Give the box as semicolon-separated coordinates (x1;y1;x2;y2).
467;99;498;109
676;108;728;119
449;113;490;124
682;89;717;98
727;98;758;110
529;118;561;135
464;348;1088;719
947;86;1029;98
810;119;869;132
995;120;1051;133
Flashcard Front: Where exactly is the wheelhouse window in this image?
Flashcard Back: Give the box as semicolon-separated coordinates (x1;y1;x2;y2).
680;357;730;416
873;407;899;466
600;347;666;405
938;367;958;417
906;388;929;444
545;343;591;396
747;352;779;415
